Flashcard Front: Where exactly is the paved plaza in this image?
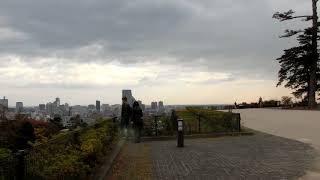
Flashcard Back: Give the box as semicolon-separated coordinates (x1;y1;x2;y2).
107;132;316;180
233;109;320;149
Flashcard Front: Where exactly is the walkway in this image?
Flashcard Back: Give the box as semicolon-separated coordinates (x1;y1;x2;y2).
107;132;316;180
233;108;320;179
234;109;320;149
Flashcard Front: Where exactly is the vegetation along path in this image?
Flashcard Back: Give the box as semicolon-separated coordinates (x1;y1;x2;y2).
106;132;316;180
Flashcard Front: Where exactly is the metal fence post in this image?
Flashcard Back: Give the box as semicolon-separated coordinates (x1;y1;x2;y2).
154;115;160;136
198;114;201;133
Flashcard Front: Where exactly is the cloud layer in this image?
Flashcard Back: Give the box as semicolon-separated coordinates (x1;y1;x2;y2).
0;0;310;105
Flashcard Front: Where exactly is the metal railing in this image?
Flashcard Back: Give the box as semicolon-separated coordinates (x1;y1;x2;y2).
179;108;241;134
140;109;241;137
142;114;176;136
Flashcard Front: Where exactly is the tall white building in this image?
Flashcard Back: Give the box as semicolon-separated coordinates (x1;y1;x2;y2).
16;102;23;113
0;96;8;108
122;90;136;106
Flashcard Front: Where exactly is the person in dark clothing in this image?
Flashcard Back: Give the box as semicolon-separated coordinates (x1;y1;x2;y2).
131;101;143;143
121;97;132;137
170;110;178;132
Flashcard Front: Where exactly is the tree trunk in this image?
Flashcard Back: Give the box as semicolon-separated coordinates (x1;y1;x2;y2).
309;0;318;108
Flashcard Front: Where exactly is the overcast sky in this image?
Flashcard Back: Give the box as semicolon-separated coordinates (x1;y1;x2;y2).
0;0;313;106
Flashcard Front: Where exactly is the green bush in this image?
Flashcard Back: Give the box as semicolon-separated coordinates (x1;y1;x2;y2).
0;148;15;179
27;144;89;179
25;119;118;179
0;148;12;160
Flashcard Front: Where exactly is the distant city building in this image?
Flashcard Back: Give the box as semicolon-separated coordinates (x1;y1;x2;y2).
46;102;54;116
111;104;121;117
16;102;23;113
122;89;136;106
158;101;164;113
137;100;145;111
71;105;88;117
101;104;110;111
88;104;95;111
141;104;146;111
39;104;46;111
151;102;158;110
55;97;60;107
0;95;139;122
96;100;101;112
0;96;8;108
68;107;72;116
158;101;164;109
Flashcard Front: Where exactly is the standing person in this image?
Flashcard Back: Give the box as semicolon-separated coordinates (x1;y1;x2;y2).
121;97;132;137
131;101;143;143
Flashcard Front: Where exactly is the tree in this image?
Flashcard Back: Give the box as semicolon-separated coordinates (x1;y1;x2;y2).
276;29;319;100
263;100;279;107
282;96;293;106
50;115;63;130
273;0;319;108
15;121;36;150
70;115;83;129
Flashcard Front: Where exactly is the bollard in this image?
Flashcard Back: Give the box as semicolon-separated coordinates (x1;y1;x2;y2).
177;119;184;147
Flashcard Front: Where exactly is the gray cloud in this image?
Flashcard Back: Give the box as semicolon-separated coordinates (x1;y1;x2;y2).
0;0;310;80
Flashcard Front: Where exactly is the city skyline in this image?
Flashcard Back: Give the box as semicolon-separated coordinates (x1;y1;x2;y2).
0;94;285;107
1;1;320;179
0;0;312;106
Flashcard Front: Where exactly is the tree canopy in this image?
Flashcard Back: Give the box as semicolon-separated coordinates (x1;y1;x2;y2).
273;0;320;108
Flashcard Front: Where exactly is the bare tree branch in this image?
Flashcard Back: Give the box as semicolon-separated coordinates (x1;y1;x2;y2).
280;29;304;38
273;10;312;21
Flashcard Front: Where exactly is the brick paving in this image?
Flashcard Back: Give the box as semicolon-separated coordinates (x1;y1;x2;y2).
107;132;316;180
107;142;153;180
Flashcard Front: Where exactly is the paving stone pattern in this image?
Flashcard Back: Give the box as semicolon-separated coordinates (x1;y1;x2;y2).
108;133;316;180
